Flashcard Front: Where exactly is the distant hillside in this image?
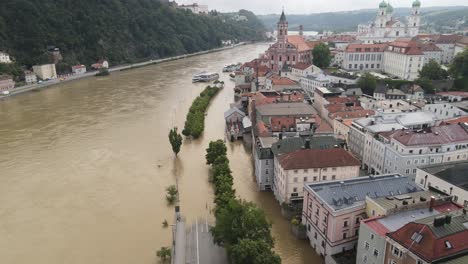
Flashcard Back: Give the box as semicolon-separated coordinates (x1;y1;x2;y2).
259;6;468;33
0;1;265;73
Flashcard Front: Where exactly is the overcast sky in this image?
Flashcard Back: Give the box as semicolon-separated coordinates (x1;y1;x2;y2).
178;0;468;14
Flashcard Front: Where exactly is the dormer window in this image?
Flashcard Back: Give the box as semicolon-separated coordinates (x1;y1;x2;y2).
445;240;453;249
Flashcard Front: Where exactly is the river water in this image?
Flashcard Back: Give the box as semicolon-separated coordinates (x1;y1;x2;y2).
0;44;320;264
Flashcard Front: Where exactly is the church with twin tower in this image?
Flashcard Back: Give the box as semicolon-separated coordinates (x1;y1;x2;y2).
357;0;421;43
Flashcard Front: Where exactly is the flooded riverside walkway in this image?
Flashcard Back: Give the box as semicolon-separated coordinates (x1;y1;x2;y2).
0;44;320;264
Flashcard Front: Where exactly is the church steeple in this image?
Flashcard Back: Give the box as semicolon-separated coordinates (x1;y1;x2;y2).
277;9;288;43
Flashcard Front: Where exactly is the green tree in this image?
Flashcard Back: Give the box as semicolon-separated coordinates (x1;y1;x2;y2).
212;199;274;247
165;185;178;205
168;127;183;156
449;48;468;79
414;77;435;94
357;73;377;95
419;59;448;80
156;247;171;263
205;140;227;165
229;239;281;264
312;43;331;68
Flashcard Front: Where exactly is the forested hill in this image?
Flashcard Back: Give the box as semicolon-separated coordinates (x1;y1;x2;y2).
259;6;468;33
0;0;266;71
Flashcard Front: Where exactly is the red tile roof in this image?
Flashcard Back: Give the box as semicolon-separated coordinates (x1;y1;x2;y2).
387;40;424;55
270;76;297;86
346;43;388;53
388;219;468;262
256;121;270;137
364;217;390;237
442;116;468;125
278;148;360;170
271;117;296;132
326;105;363;115
437;91;468;98
330;109;375;120
287;35;312;52
391;124;468;146
421;42;442;52
435;34;464;44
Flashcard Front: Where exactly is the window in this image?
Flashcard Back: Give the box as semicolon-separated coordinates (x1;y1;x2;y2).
344;221;348;227
365;241;369;250
355;229;359;236
445;240;453;249
316;208;319;215
332;168;337;171
313;168;318;172
370;233;374;240
314;232;317;239
332;175;336;180
323;168;328;172
294;177;298;183
265;169;269;174
373;249;379;257
322;176;327;181
413;169;417;174
304;169;308;173
417;260;423;264
406;169;410;174
304;177;308;182
313;176;317;181
321;241;325;248
392;246;400;257
355;217;360;224
265;160;269;165
343;233;347;239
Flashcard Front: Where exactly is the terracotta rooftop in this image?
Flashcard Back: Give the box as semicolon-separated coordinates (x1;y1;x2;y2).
391;124;468;146
442;116;468;125
437;91;468;98
435;34;464;44
287;35;312;52
270;76;297;86
387;40;424;55
388;212;468;262
278;148;360;170
345;43;388;53
421;42;442;52
326;105;363;115
330;109;375;120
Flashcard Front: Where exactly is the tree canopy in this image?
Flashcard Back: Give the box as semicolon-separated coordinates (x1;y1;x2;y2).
312;43;331;69
229;239;281;264
168;127;183;156
0;1;266;74
357;73;377;95
205;140;227;165
449;48;468;90
419;59;448;80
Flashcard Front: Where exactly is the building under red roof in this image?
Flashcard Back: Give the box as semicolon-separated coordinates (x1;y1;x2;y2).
391;123;468;146
345;43;388;53
437;91;468;98
290;62;312;70
278;148;360;170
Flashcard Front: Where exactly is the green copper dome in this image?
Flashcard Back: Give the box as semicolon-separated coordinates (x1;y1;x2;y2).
386;3;394;13
412;0;421;7
379;1;387;8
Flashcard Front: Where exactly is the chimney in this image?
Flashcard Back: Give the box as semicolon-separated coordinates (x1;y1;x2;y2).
299;25;304;38
305;138;311;149
429;196;435;212
279;133;283;140
463;208;467;215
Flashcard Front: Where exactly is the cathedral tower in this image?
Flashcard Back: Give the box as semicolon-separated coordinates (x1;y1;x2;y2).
408;0;421;36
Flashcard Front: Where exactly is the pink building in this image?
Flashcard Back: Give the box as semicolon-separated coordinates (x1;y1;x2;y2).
265;10;313;73
302;174;423;263
0;75;15;92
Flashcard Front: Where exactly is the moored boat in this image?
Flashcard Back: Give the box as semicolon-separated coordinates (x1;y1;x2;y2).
192;72;219;82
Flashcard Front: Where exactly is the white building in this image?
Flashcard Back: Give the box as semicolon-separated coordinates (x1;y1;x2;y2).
253;137;276;191
365;123;468;177
274;147;360;205
357;1;421;43
383;40;425;81
423;103;467;120
72;65;87;75
343;43;386;71
0;51;12;63
178;3;208;14
348;111;438;167
32;64;57;80
289;63;319;82
24;71;37;84
415;162;468;207
454;36;468;57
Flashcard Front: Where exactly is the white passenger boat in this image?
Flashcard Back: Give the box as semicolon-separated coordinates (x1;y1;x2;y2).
192;72;219;82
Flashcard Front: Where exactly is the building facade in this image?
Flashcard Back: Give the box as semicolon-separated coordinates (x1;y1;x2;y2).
0;75;15;91
274;148;360;205
24;71;37;84
342;43;386;72
0;51;12;63
264;11;313;72
32;64;57;80
357;1;421;43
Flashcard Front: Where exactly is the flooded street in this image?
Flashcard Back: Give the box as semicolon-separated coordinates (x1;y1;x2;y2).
0;44;320;264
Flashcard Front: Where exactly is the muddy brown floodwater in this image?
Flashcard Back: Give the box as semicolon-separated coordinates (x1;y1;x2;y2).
0;44;321;264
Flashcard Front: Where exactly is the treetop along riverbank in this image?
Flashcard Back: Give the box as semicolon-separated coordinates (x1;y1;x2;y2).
205;140;281;264
182;86;220;139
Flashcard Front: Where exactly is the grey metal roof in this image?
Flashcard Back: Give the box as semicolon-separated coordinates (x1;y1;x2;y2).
271;136;344;156
306;174;423;211
416;212;468;238
224;107;245;119
420;162;468;191
256;102;316;117
371;190;439;211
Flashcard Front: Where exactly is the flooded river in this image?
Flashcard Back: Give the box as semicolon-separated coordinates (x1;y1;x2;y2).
0;44;320;264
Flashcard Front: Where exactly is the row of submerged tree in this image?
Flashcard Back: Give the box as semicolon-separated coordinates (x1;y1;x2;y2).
205;140;281;264
182;86;220;139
